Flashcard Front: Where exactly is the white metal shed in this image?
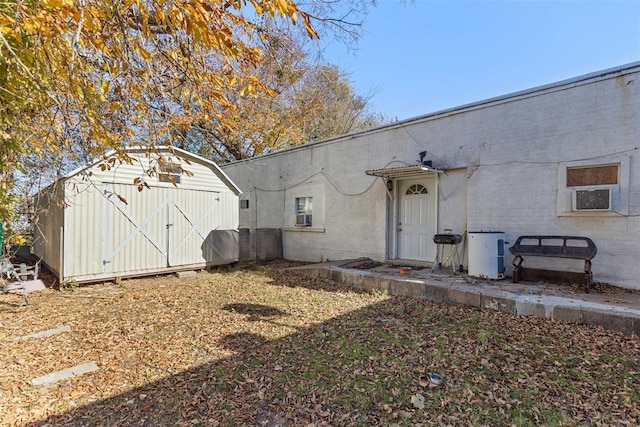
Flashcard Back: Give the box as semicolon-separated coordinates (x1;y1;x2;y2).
33;147;241;284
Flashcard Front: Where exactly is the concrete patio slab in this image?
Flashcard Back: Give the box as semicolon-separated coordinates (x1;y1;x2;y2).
293;260;640;335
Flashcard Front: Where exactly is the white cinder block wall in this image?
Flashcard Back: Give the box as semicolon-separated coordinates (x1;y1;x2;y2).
224;63;640;289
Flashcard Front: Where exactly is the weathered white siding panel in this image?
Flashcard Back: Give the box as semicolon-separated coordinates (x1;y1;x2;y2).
33;182;65;281
63;178;106;279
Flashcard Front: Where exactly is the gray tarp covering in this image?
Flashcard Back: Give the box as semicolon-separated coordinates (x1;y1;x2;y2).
202;230;240;265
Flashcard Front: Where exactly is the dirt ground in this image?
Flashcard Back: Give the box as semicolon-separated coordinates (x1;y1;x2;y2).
1;262;638;426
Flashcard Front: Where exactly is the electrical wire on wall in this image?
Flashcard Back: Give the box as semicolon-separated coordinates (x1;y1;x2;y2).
238;146;640;219
244;160;413;198
466;146;640;217
241;145;639;199
470;146;638;168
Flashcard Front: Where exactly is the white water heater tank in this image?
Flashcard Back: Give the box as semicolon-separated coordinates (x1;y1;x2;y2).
468;231;505;279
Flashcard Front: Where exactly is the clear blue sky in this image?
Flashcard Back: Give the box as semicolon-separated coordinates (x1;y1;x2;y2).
322;0;640;121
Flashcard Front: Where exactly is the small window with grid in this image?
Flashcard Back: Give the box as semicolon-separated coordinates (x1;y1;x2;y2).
295;197;313;226
158;162;182;184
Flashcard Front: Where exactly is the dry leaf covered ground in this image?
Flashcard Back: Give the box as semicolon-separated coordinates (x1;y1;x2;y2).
1;262;639;426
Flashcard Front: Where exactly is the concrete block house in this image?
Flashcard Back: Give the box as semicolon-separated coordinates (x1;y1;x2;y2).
222;63;640;289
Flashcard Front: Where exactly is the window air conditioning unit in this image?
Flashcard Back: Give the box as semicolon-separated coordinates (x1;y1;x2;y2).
572;187;612;211
295;214;312;226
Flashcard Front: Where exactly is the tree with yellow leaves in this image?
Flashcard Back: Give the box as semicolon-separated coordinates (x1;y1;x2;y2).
176;27;386;161
0;0;373;244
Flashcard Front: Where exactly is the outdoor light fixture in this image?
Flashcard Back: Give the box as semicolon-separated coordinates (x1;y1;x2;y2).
419;151;427;164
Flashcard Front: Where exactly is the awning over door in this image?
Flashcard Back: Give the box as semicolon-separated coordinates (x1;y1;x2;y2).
365;165;440;179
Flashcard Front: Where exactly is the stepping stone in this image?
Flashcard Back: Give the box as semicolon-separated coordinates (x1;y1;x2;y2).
176;270;197;279
31;362;99;386
21;280;46;292
20;325;71;340
4;280;46;293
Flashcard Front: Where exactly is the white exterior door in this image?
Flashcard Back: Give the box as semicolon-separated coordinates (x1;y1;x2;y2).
398;179;436;261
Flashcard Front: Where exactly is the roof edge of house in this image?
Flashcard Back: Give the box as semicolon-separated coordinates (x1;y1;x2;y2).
222;61;640;168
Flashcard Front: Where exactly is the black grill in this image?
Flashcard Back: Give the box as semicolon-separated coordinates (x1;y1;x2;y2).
433;234;462;245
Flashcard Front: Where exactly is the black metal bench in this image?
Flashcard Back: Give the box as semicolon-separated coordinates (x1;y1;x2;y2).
509;236;597;291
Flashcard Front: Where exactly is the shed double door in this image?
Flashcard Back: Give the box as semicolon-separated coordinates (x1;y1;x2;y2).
102;184;221;275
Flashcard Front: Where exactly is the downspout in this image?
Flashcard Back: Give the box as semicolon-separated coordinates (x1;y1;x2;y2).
384;178;395;261
435;171;441;235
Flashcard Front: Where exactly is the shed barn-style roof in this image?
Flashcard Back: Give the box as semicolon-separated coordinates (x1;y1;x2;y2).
65;146;241;195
